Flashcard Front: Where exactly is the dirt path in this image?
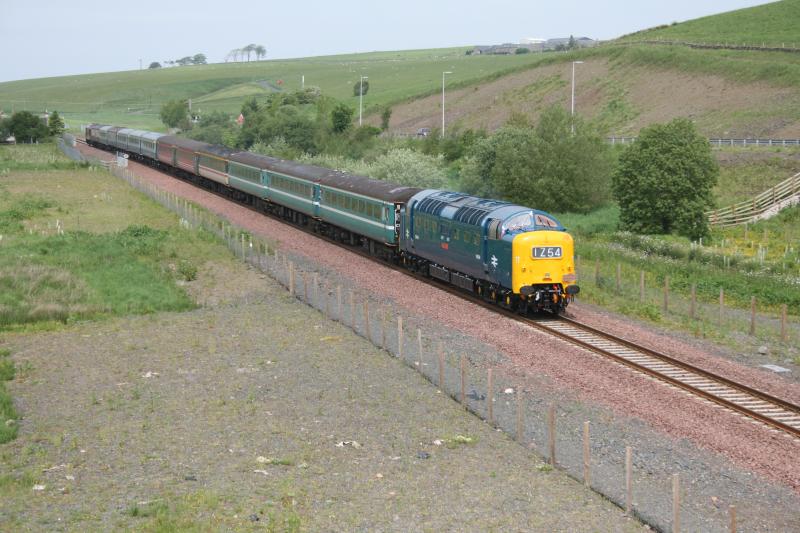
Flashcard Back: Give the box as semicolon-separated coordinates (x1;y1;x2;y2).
0;261;644;531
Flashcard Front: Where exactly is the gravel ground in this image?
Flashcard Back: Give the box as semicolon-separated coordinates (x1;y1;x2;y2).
0;259;644;532
75;144;800;530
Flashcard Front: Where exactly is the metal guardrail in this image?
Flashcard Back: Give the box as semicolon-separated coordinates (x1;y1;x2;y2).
707;172;800;227
609;136;800;147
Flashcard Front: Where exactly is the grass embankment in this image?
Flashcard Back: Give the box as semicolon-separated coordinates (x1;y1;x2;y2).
0;47;554;132
619;0;800;46
0;144;226;331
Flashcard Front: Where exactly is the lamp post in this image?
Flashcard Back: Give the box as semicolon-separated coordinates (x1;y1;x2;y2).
441;71;452;137
571;61;584;134
358;75;368;126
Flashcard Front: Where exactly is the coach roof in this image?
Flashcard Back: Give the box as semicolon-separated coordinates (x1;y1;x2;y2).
230;151;420;203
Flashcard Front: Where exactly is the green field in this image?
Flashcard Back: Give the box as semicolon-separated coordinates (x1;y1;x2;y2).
619;0;800;46
0;145;237;330
0;48;555;132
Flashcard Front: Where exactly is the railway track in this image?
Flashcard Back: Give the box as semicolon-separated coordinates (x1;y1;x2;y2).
78;139;800;440
528;316;800;439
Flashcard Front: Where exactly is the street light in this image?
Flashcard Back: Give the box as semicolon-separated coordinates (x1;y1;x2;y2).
571;61;584;134
358;75;368;126
441;71;453;137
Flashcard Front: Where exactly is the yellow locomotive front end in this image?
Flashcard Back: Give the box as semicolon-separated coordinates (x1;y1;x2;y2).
512;230;579;313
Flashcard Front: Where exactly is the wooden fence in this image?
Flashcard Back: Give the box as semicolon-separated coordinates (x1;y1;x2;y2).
707;172;800;227
618;38;800;54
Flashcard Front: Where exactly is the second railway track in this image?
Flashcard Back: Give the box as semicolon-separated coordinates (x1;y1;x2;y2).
79;139;800;440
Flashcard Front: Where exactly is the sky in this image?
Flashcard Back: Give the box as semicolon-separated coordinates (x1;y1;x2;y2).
0;0;774;83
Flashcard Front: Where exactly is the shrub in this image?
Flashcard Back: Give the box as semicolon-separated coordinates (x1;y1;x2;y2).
460;107;612;212
6;111;49;143
331;103;354;133
612;118;718;239
0;359;14;381
177;260;198;282
380;106;392;131
371;148;448;189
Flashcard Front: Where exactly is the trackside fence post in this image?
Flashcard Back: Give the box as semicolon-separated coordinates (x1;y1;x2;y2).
673;474;681;533
460;355;467;406
397;316;404;359
548;403;556;465
487;368;494;426
622;446;633;516
781;304;788;342
583;421;591;487
639;271;645;303
364;300;370;342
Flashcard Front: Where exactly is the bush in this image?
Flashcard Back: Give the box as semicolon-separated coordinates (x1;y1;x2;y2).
380;106;392;131
160;100;190;130
177;260;198;282
353;79;369;96
460;107;612;212
6;111;49;143
331;103;354;133
371;148;448;189
612;118;718;239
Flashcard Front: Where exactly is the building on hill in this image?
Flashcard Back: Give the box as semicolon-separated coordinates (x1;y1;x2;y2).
545;37;597;50
472;36;596;55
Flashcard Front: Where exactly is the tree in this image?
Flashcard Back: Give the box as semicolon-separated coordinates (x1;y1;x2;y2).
192;53;207;65
331;103;354;133
159;99;190;129
243;44;256;61
380;106;392;131
515;47;530;54
568;35;577;50
7;111;49;143
460;106;612;213
612;118;718;239
48;111;65;136
254;45;266;60
353;79;369;97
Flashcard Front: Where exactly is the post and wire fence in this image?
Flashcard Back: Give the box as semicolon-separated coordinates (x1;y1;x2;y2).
576;256;798;349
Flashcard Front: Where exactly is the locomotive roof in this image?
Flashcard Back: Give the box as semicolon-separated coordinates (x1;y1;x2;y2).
409;189;563;229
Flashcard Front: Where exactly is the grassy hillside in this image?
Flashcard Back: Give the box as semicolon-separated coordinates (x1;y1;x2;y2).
0;48;553;132
619;0;800;46
379;44;800;138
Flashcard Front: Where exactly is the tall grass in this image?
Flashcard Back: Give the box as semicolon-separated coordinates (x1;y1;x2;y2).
0;144;86;171
0;348;16;443
0;226;198;329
